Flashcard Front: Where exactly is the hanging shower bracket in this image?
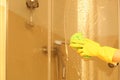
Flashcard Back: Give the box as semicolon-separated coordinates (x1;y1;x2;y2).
26;0;39;9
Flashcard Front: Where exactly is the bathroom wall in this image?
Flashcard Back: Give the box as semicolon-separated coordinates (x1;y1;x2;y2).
0;1;6;80
7;0;50;80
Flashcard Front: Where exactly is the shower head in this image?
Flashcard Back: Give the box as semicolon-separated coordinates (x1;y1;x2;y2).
26;0;39;9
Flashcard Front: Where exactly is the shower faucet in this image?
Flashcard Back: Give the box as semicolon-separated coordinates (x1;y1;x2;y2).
26;0;39;9
41;41;67;80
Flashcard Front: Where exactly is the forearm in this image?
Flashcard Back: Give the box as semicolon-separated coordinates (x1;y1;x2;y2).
112;50;120;62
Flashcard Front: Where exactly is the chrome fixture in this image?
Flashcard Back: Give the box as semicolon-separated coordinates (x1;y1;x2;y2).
26;0;39;9
41;40;67;80
26;0;39;27
108;63;119;68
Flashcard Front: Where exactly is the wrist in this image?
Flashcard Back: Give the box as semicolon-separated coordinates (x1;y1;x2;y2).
112;50;120;62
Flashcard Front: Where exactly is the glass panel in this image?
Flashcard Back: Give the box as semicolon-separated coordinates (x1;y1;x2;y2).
52;0;119;80
6;0;50;80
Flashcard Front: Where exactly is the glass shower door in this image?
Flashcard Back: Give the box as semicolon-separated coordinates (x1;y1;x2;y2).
52;0;119;80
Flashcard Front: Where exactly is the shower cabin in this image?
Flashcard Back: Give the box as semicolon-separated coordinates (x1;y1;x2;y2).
0;0;120;80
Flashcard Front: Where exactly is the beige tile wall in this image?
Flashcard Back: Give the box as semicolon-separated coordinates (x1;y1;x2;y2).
7;0;49;80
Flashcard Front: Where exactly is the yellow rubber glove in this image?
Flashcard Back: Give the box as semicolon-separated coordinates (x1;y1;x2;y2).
70;33;118;63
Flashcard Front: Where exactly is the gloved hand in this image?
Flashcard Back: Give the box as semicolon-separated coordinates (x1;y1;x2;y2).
70;33;118;64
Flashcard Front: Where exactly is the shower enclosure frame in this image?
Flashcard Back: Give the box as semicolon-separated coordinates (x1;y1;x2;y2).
0;0;7;80
118;0;120;80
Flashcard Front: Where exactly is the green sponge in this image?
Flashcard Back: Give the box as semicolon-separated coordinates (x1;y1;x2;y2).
70;33;84;43
70;33;91;59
